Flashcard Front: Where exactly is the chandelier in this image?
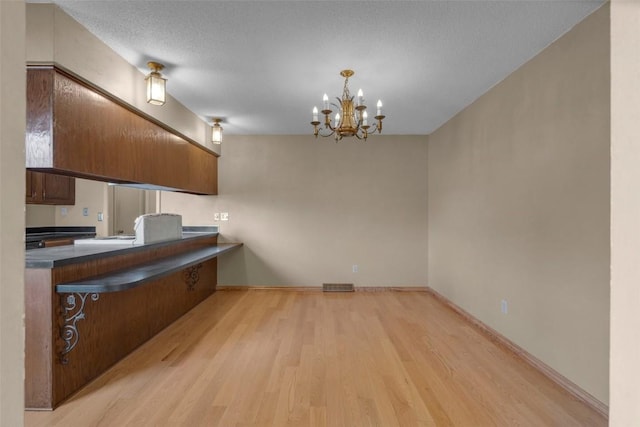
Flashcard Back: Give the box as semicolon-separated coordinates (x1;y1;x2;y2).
310;69;385;141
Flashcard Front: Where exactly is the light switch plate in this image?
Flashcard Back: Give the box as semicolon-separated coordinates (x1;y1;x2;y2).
220;212;229;221
214;213;220;221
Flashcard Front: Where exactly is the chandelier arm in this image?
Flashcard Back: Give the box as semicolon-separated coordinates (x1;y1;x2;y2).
317;128;336;138
367;123;380;134
324;122;336;131
373;116;385;133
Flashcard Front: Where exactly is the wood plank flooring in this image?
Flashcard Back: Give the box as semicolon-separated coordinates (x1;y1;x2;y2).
25;289;606;426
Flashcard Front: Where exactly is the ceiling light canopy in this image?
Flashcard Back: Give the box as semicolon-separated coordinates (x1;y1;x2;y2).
145;61;166;106
211;118;223;145
311;69;384;141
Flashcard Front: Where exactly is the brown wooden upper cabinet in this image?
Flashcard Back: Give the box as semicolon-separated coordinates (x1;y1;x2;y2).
26;170;75;205
26;66;218;195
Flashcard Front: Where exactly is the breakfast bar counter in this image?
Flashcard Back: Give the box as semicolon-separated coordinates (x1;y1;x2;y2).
25;228;241;410
26;231;221;268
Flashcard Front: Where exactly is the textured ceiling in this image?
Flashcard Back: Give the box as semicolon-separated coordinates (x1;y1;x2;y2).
37;1;604;135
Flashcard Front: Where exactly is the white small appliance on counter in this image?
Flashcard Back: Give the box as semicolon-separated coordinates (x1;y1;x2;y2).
134;213;182;245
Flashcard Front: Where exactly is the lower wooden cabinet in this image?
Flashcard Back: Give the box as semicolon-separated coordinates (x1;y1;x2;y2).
26;171;75;205
25;236;219;409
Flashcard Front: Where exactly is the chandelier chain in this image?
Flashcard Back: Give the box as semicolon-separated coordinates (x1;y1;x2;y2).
342;75;351;101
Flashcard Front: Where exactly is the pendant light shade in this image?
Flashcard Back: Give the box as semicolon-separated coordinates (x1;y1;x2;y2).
211;118;223;144
145;61;166;106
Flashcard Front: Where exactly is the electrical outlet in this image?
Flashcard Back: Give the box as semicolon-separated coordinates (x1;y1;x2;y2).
501;299;508;314
352;264;359;273
97;212;104;222
214;213;220;221
60;207;68;216
82;207;89;216
220;212;229;221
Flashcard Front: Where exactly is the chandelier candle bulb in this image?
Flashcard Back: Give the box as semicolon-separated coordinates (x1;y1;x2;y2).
335;112;340;127
363;110;368;126
323;93;329;110
377;100;382;116
357;88;364;106
313;106;318;122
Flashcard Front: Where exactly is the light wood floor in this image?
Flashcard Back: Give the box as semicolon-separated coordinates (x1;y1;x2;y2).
25;289;606;426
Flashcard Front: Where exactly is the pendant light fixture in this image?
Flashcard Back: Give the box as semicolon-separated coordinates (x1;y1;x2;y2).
211;118;223;144
145;61;167;106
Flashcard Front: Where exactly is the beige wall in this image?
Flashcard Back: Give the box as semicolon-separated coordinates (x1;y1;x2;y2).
18;1;640;420
427;5;610;404
25;204;55;227
161;135;428;287
0;1;25;425
610;0;640;423
54;179;110;236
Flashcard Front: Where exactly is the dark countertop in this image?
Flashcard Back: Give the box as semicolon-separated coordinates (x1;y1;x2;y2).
26;231;219;269
56;244;241;293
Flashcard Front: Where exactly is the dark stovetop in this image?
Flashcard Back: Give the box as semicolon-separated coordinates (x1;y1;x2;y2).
26;226;97;248
26;226;97;242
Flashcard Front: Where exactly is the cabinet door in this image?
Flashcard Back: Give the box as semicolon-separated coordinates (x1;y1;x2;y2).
41;173;75;205
25;170;38;203
26;171;76;205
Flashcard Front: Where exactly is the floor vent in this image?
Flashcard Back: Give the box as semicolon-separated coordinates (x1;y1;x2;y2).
322;283;354;292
